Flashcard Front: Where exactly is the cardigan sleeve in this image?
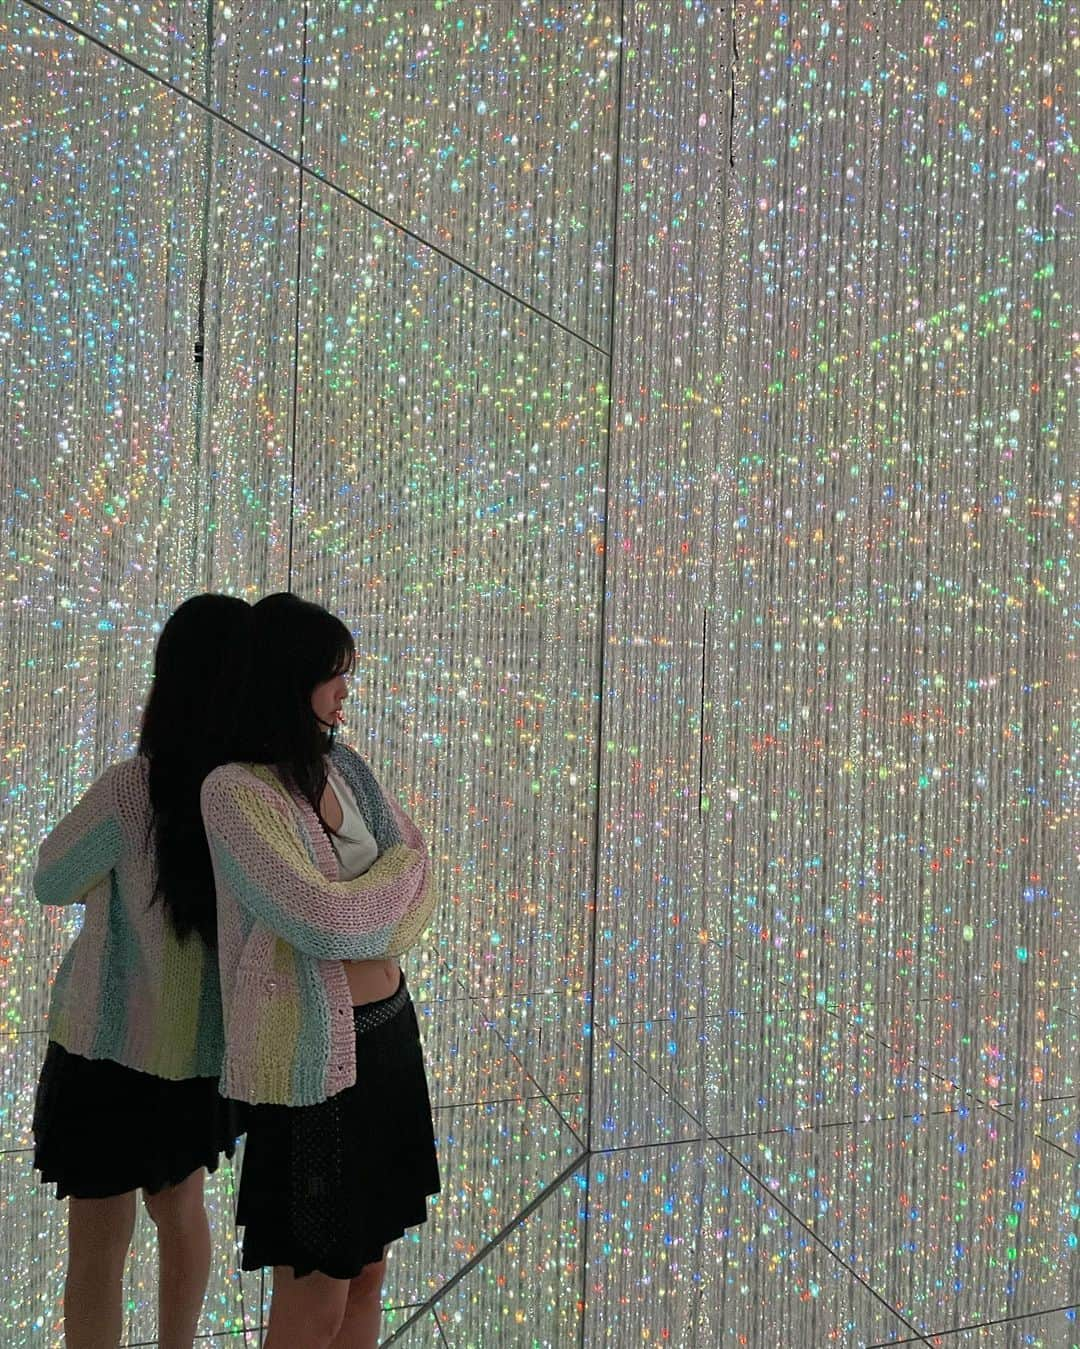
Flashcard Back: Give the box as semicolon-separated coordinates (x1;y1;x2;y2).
33;765;124;906
201;767;430;961
372;777;435;957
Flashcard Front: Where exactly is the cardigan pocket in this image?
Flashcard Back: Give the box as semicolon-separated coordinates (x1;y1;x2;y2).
230;941;303;1104
234;939;301;1012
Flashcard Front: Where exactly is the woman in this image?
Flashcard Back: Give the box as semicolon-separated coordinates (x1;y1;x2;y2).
32;593;252;1349
200;592;439;1349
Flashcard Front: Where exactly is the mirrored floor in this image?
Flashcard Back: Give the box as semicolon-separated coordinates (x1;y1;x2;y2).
4;981;1077;1348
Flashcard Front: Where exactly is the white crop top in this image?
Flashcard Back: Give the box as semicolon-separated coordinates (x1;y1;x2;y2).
325;762;379;880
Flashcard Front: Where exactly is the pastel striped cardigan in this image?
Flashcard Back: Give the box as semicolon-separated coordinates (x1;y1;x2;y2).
34;757;225;1079
200;743;434;1107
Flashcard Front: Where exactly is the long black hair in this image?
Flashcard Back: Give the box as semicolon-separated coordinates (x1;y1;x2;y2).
236;592;355;827
139;593;253;945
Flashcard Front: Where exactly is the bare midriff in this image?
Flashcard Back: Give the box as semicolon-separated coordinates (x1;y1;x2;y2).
344;957;400;1006
320;777;402;1007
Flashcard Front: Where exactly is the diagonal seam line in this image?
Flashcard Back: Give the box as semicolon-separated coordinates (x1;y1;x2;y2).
20;0;610;357
1030;1127;1078;1161
459;989;588;1147
869;1302;1080;1346
865;1337;934;1347
608;1034;708;1133
435;1088;577;1110
850;1020;1049;1117
430;1084;585;1148
381;1151;588;1345
716;1139;929;1342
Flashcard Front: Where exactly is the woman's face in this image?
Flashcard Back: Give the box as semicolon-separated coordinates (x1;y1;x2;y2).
311;662;351;729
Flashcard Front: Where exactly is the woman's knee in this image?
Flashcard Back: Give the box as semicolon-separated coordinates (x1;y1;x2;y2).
302;1298;349;1346
349;1257;387;1299
142;1168;205;1230
265;1271;351;1349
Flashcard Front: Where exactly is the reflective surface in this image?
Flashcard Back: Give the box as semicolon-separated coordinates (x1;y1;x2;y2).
0;1;1075;1345
303;1;619;344
728;1110;1079;1336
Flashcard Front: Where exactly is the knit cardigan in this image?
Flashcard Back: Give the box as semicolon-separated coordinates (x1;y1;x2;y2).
200;742;434;1107
33;757;225;1080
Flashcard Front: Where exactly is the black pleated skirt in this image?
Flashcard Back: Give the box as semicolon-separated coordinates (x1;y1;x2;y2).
237;978;440;1279
33;1043;240;1200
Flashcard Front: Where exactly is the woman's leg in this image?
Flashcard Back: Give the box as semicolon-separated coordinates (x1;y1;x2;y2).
142;1168;211;1349
264;1266;351;1349
327;1254;388;1349
64;1191;137;1349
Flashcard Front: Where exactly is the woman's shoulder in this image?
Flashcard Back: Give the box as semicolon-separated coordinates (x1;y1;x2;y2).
329;742;375;780
201;761;288;806
203;761;255;785
99;754;150;810
104;754;148;780
329;743;386;801
201;763;320;839
55;756;151;845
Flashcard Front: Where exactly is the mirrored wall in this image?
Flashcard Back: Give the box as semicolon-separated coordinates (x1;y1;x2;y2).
1;2;1074;1345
